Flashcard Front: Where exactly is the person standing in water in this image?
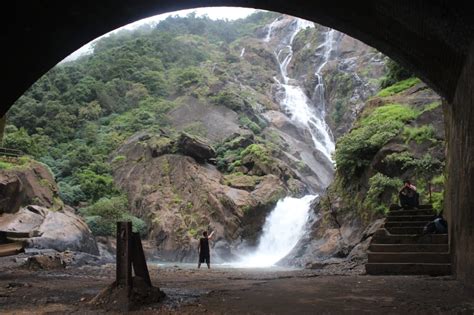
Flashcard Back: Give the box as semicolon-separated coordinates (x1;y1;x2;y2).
198;230;215;269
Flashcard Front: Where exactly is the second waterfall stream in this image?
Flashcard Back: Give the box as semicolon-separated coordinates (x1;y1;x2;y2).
229;17;336;267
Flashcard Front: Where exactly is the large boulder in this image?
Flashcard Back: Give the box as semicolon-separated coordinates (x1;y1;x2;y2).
0;172;23;214
0;160;61;214
0;205;99;255
177;132;216;162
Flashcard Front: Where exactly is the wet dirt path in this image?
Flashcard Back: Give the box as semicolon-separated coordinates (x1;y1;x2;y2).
0;263;473;314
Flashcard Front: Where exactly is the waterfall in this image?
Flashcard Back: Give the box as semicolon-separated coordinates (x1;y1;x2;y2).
240;47;245;57
273;19;335;162
313;29;336;116
264;18;279;42
228;18;336;268
230;195;316;268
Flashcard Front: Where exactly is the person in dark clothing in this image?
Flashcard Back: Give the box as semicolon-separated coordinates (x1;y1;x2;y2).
423;211;448;234
198;230;215;269
399;180;419;209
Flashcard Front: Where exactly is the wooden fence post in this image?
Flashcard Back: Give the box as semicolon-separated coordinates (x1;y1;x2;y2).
116;221;132;293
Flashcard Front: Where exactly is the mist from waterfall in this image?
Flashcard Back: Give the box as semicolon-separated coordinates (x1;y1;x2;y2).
228;17;336;268
228;195;316;268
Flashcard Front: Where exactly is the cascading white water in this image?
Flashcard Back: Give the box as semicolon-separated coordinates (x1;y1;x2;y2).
264;18;279;42
230;195;316;267
313;29;336;117
274;19;335;161
227;18;337;268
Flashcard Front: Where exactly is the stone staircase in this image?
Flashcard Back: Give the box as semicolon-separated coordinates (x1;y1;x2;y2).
366;205;451;276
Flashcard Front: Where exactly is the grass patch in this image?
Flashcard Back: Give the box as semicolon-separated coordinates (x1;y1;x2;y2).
402;125;436;144
376;77;421;97
421;101;442;113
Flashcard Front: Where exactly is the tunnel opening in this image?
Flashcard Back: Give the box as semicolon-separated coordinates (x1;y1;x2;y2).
1;3;474;312
1;6;448;266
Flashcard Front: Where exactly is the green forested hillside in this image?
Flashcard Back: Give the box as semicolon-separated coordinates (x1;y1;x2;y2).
5;12;278;209
4;10;445;253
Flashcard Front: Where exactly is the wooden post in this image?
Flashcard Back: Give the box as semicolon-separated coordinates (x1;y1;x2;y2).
116;221;132;292
132;232;152;286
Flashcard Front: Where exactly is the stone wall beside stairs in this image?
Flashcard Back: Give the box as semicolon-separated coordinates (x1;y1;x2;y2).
444;42;474;291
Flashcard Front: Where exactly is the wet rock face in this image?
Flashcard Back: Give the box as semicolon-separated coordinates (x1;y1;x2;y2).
0;205;99;255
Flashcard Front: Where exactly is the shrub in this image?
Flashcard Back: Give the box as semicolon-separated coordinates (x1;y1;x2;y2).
402;125;436;144
77;169;119;202
213;89;244;111
335;104;417;183
379;59;414;89
239;115;261;134
58;181;86;205
0;160;13;169
383;151;414;170
80;195;146;236
240;144;270;163
364;173;402;214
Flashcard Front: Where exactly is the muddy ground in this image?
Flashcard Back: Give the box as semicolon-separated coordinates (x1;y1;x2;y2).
0;256;473;314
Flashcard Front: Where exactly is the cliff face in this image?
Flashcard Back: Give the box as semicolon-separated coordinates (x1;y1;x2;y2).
110;15;389;262
284;80;444;268
112;132;296;262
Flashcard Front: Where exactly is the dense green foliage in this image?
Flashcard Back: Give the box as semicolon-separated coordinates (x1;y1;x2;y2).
5;12;276;209
364;173;402;214
330;69;445;217
379;59;414;89
402;125;436;144
376;77;421;97
335;103;418;182
80;195;146;236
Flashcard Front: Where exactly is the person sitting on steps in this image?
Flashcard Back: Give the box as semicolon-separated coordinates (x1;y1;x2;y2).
399;179;419;209
423;210;448;234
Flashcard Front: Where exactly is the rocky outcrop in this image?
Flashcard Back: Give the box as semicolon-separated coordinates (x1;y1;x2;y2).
0;205;98;255
112;133;292;262
280;199;385;268
177;132;216;163
0;158;98;255
284;80;445;269
0;159;61;214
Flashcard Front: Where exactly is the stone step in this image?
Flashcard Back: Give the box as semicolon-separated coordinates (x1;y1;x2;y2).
388;209;435;216
368;251;450;263
389;204;433;210
386;215;434;222
372;233;448;244
386;227;425;234
369;244;449;252
385;221;430;228
365;263;451;276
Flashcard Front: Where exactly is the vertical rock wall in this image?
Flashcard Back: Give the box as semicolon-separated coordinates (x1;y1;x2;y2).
445;43;474;290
